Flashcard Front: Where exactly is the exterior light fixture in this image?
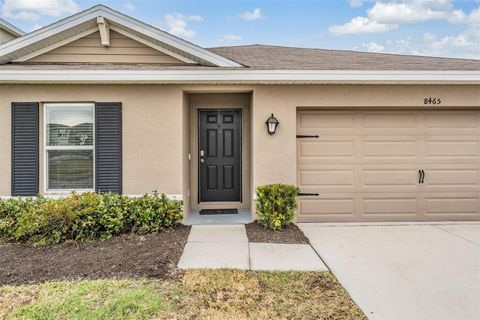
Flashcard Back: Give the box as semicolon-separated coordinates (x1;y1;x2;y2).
266;113;279;135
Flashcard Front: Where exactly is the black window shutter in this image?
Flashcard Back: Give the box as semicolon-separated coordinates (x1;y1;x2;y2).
95;102;122;194
11;102;39;196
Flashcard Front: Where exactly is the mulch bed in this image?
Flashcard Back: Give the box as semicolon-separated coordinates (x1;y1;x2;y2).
0;225;190;286
245;222;310;244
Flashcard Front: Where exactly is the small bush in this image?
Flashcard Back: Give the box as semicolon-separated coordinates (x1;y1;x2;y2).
0;192;183;245
255;184;300;230
129;192;184;234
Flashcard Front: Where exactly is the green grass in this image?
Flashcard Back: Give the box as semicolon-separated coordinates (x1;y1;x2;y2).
0;270;366;320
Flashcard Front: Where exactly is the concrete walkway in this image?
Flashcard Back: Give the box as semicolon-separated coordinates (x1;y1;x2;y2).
299;222;480;320
178;224;327;271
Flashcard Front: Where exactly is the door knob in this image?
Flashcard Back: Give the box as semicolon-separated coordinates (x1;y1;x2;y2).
200;158;204;163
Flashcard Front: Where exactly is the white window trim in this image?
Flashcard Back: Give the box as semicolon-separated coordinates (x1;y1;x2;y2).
43;103;95;194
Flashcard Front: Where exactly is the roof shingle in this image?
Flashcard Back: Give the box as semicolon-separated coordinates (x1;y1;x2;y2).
208;44;480;70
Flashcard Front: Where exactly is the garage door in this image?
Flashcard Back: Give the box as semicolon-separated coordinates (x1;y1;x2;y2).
297;109;480;222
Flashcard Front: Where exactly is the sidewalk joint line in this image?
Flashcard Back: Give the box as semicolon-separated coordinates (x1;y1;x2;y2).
433;225;479;246
308;242;332;273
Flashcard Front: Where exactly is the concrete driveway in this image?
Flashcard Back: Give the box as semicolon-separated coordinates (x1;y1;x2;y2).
299;222;480;320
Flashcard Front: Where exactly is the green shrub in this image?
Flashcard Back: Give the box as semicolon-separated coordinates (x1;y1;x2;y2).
72;192;129;242
15;196;80;245
255;184;300;230
0;192;183;245
0;197;47;240
129;192;184;234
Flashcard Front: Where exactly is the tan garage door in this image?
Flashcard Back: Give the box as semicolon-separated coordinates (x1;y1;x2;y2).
297;109;480;222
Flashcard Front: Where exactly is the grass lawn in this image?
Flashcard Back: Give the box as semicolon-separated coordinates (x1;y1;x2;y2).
0;270;366;320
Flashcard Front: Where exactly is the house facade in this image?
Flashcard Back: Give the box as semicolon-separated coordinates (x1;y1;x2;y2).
1;5;479;222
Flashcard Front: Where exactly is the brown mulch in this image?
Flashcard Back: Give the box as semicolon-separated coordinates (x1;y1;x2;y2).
0;225;191;286
245;222;310;244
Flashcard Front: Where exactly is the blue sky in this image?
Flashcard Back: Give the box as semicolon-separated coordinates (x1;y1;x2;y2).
1;0;479;58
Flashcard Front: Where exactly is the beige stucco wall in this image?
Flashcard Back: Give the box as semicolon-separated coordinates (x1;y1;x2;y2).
0;84;184;196
250;84;480;190
1;84;479;213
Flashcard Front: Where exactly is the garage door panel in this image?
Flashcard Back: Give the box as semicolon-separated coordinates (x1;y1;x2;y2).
363;169;417;187
362;112;417;129
425;141;479;159
425;169;478;187
299;169;354;186
299;111;355;129
297;109;480;222
363;197;417;215
298;140;355;159
425;194;480;215
363;140;417;158
299;198;354;215
425;111;479;129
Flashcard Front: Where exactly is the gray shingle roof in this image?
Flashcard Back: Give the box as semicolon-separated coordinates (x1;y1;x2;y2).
1;44;478;71
208;44;480;70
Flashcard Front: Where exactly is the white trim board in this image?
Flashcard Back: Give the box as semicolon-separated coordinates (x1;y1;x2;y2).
110;26;196;64
0;69;478;83
0;5;242;67
13;27;99;62
0;18;25;37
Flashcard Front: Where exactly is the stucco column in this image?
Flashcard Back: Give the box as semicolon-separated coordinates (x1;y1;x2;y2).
251;86;297;192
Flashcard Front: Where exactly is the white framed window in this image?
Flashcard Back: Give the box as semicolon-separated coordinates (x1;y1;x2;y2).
44;103;95;192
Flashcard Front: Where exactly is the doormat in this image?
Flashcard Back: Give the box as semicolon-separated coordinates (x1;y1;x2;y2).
199;209;238;215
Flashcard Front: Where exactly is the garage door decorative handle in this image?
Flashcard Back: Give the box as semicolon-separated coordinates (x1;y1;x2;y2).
418;170;425;184
298;192;319;196
296;135;319;139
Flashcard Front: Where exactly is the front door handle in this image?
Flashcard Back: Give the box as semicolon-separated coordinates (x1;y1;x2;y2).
200;158;204;163
418;170;422;184
421;169;425;184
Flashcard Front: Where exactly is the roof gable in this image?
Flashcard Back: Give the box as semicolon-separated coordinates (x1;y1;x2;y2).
22;30;187;64
0;5;242;67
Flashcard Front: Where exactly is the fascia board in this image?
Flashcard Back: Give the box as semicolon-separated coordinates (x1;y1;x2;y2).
0;70;478;83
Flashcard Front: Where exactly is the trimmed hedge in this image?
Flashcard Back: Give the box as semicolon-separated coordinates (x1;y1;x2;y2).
0;192;183;245
255;184;300;230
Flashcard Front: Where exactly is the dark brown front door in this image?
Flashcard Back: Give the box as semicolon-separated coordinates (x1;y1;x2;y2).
199;109;241;202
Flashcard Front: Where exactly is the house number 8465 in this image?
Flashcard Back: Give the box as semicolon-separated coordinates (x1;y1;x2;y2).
424;97;442;105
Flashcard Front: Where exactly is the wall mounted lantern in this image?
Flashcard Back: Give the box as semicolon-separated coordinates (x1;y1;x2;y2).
265;113;279;135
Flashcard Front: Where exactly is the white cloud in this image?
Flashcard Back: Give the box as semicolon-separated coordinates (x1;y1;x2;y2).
337;1;480;58
163;13;203;38
218;34;243;43
365;26;480;59
455;7;480;24
239;8;263;21
448;9;466;23
349;0;368;7
329;16;398;35
1;0;79;21
358;41;385;52
470;7;480;23
124;2;136;11
422;32;437;41
367;0;453;24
